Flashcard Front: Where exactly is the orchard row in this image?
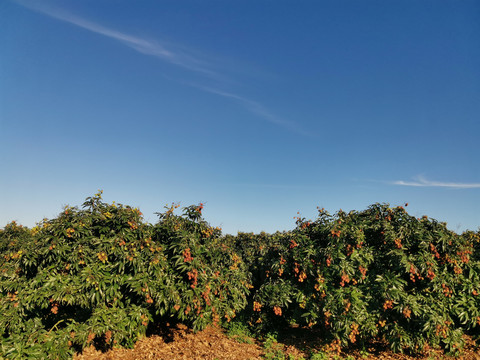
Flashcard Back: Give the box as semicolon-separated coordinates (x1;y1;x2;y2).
1;192;479;359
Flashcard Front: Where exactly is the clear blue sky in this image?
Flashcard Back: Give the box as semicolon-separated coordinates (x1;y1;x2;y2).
1;0;479;234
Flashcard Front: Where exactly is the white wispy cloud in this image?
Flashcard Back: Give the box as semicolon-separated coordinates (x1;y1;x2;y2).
392;175;480;189
15;0;310;136
14;0;216;77
187;84;316;137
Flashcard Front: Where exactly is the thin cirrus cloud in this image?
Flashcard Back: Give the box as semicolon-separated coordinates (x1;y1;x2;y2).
186;84;315;137
14;0;309;136
14;0;216;77
392;176;480;189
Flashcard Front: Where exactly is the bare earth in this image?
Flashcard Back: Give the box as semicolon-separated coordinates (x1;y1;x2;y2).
74;324;480;360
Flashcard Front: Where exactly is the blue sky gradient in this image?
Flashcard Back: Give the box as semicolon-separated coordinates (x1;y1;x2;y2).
1;0;479;234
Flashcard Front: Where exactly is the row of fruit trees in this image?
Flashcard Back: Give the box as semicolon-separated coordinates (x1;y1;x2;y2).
1;191;479;359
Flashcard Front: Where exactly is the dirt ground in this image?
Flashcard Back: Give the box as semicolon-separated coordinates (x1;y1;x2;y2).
74;323;480;360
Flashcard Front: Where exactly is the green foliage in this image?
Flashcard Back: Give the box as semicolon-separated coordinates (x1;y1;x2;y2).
153;202;251;330
308;351;329;360
1;196;479;359
223;319;254;344
239;204;480;356
0;192;251;359
262;332;285;360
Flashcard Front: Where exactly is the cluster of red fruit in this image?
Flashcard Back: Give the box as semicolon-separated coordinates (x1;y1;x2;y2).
253;301;262;312
187;268;198;289
358;266;367;279
429;243;441;259
409;264;424;282
457;247;473;264
394;238;402;249
339;272;350;287
141;286;154;304
183;248;193;262
140;314;149;326
49;298;59;314
349;323;359;343
330;229;341;238
442;283;453;297
383;299;394;310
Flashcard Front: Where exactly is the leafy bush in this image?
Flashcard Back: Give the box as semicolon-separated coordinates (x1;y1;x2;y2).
242;204;480;355
1;195;479;358
0;192;251;359
152;202;251;330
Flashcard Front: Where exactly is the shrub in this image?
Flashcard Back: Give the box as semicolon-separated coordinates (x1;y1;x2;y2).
244;204;480;355
0;192;251;359
1;195;478;358
152;202;251;330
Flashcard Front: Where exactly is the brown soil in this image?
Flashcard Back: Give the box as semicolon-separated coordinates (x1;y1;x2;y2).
74;324;480;360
